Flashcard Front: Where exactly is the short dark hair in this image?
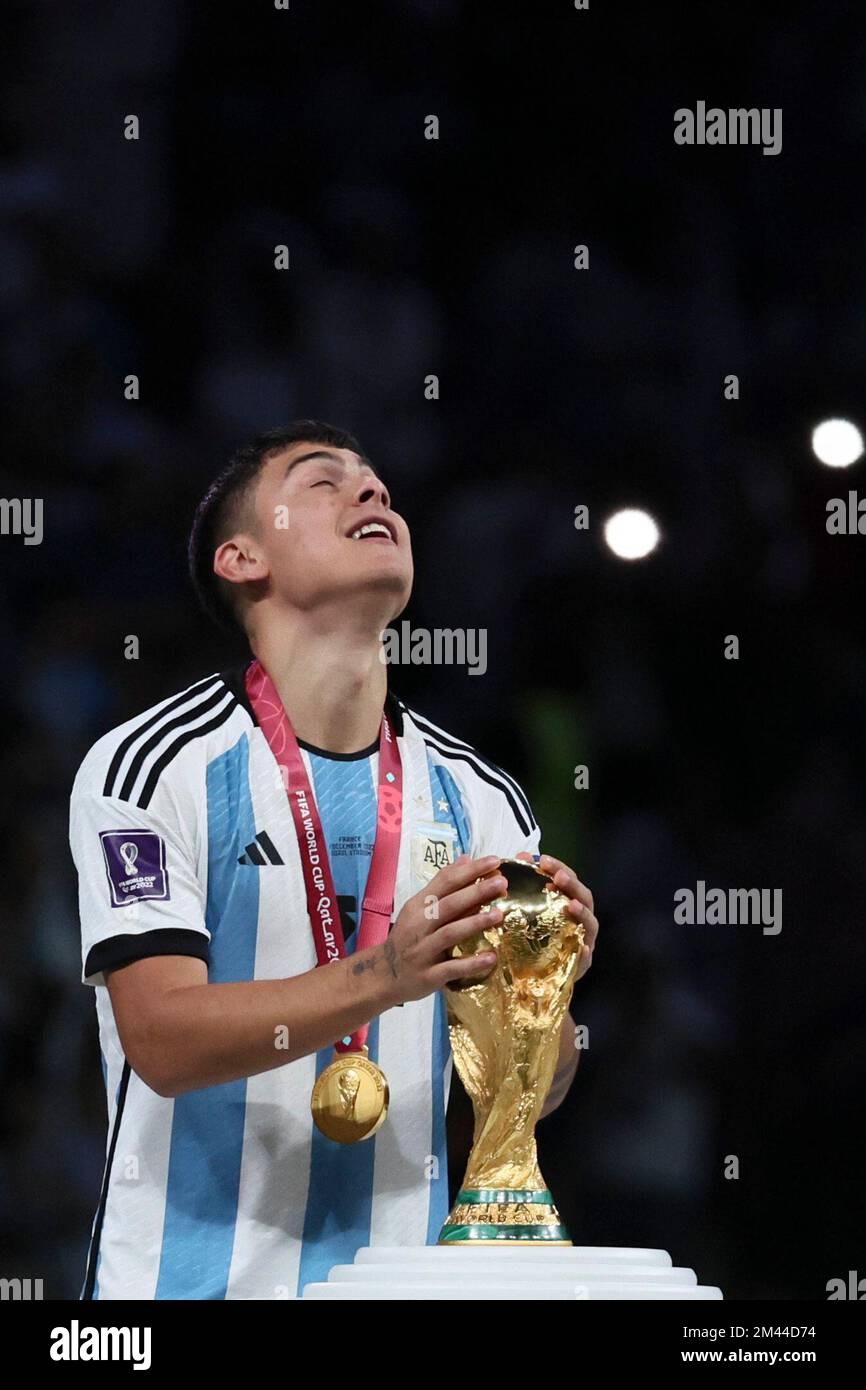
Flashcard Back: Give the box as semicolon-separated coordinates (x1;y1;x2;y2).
188;420;367;630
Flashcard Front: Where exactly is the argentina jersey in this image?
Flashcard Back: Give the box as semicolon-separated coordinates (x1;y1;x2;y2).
69;665;540;1299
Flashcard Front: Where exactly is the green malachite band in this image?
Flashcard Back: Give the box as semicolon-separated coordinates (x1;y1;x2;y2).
455;1188;554;1206
439;1223;571;1243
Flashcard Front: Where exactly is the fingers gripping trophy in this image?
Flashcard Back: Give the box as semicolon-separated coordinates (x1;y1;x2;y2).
439;858;585;1245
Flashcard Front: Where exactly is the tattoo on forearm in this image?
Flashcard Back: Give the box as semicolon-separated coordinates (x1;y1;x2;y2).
383;940;399;979
351;941;400;981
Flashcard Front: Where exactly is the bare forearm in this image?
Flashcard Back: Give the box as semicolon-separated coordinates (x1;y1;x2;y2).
140;942;401;1097
118;855;510;1097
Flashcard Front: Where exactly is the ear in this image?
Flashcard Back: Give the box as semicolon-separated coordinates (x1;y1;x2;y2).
213;534;269;589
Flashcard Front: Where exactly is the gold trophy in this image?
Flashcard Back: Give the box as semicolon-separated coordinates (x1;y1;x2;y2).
438;857;584;1244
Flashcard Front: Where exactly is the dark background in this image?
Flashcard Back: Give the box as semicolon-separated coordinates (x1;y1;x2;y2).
1;0;864;1300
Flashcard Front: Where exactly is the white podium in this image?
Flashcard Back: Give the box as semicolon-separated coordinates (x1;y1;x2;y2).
302;1245;723;1300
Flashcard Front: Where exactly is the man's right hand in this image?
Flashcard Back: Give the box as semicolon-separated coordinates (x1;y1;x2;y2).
378;854;506;1006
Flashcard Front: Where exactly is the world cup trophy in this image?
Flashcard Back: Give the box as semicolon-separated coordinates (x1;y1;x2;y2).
438;857;585;1244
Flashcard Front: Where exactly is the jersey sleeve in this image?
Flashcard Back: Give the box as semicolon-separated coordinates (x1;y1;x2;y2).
469;765;542;861
69;763;210;988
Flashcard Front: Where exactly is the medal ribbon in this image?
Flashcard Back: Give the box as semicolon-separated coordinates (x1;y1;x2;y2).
245;658;403;1054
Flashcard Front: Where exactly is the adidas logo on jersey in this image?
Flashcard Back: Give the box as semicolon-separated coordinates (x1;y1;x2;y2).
237;831;284;866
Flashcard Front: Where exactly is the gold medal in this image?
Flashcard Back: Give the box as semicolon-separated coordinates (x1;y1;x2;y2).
310;1046;390;1144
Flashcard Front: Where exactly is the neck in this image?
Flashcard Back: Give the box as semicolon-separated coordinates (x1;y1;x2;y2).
249;610;389;754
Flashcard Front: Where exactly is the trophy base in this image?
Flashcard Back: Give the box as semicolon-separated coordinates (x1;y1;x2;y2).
438;1188;572;1245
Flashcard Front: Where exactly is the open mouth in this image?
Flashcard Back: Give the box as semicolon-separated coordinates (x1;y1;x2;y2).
347;519;396;543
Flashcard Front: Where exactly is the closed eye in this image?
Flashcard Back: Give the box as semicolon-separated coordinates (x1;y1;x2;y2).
311;479;336;487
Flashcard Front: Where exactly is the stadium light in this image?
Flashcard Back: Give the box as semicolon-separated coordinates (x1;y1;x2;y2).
603;508;660;561
811;418;863;468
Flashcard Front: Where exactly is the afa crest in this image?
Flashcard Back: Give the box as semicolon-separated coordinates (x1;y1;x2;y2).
411;823;458;883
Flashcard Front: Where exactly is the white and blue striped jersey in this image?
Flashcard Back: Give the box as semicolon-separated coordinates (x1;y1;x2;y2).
69;665;540;1300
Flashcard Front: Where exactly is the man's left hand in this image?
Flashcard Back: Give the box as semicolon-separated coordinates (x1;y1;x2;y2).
515;851;598;982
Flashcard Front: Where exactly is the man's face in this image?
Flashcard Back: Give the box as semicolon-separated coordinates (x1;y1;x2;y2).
242;442;413;619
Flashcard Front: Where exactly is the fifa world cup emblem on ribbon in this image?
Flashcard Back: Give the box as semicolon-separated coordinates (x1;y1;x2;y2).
438;858;585;1244
119;842;140;877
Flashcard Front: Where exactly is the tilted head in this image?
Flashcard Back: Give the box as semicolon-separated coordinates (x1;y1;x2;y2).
188;420;413;636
